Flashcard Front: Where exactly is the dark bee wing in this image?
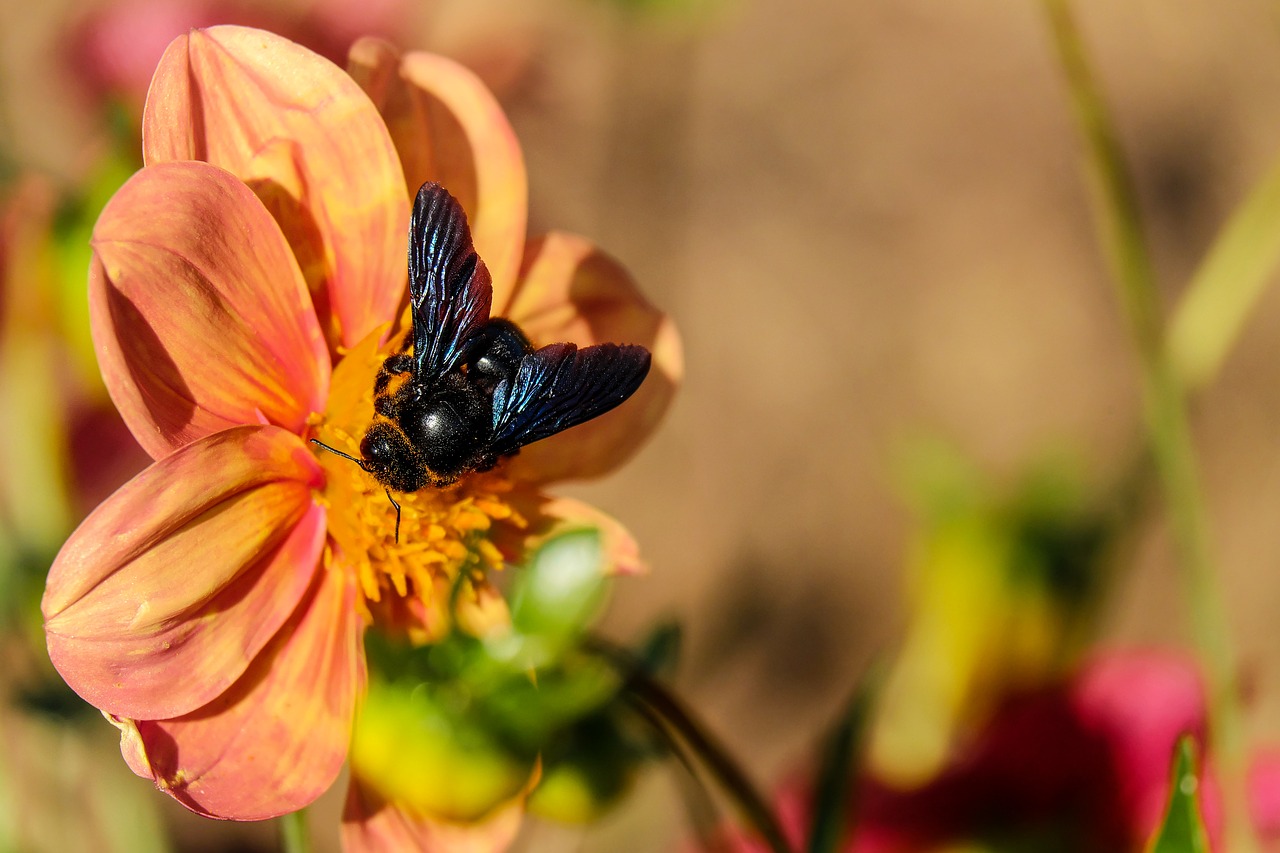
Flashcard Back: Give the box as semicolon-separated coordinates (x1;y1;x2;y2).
490;342;651;456
409;182;493;382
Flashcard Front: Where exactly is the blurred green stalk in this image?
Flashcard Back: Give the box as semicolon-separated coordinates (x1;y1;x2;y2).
1040;1;1256;850
588;637;793;853
1168;155;1280;390
279;808;311;853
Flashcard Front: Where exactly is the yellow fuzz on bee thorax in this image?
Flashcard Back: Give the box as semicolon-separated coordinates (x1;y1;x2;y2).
306;327;524;635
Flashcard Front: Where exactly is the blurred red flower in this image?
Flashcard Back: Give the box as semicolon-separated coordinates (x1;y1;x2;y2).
717;651;1280;852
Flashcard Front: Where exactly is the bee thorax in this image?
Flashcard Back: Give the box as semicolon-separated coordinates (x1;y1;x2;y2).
466;319;531;390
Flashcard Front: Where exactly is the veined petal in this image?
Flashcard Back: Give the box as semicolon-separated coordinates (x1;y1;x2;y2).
503;233;682;483
144;26;410;349
342;782;524;853
91;161;330;460
44;425;324;720
124;566;364;821
348;38;527;302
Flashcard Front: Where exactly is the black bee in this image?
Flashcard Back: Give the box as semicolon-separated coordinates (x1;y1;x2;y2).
314;182;651;536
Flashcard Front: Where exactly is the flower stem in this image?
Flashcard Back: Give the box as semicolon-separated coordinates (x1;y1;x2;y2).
278;808;312;853
1040;2;1255;849
588;638;793;853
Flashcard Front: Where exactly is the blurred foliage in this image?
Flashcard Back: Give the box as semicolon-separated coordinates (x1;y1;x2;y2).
0;133;143;663
49;123;139;385
0;142;166;848
352;528;661;826
869;440;1127;787
0;709;170;853
632;619;682;681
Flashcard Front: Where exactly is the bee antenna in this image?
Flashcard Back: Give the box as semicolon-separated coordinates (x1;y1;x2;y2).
310;439;402;542
385;489;402;543
309;438;371;472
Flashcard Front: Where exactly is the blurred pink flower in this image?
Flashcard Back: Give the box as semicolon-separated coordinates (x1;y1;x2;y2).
42;25;679;850
64;0;408;109
63;0;539;131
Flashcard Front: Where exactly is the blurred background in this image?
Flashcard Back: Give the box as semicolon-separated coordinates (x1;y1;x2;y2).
4;0;1280;850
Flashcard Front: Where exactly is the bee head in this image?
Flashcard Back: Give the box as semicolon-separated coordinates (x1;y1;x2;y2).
359;422;429;493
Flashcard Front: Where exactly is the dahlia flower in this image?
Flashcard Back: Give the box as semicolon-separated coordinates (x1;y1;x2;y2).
41;24;679;848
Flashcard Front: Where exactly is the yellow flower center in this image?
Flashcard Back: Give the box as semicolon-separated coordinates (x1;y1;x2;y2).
307;325;524;641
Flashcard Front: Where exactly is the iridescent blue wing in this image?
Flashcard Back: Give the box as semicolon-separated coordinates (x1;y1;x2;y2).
490;342;651;456
409;182;493;382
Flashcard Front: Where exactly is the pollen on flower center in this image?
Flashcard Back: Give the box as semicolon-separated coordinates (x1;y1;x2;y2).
307;326;522;638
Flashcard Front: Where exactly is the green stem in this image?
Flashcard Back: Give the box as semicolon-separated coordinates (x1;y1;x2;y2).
1041;2;1255;849
589;639;793;853
279;808;312;853
629;698;733;850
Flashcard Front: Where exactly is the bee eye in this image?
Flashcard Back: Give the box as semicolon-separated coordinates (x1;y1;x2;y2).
359;432;384;464
360;423;401;467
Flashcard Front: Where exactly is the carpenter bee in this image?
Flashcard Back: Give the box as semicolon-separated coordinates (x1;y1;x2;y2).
314;182;651;536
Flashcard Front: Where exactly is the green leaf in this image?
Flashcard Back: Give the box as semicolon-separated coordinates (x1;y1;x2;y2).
807;665;880;853
483;654;621;748
509;528;607;648
1169;152;1280;390
1147;735;1211;853
634;619;683;678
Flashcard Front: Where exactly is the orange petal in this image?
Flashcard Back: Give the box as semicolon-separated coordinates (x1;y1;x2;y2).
500;491;645;577
502;233;683;483
120;566;363;821
342;781;524;853
348;39;527;302
44;425;324;720
144;26;410;349
90;160;330;460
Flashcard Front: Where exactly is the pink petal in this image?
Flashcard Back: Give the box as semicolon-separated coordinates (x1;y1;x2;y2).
121;565;364;820
44;425;324;720
144;26;410;350
1071;651;1208;838
90;160;330;460
348;39;527;302
502;233;682;483
342;782;523;853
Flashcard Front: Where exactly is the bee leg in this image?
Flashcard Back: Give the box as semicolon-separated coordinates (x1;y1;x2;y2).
384;353;414;373
374;354;415;394
385;488;402;543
